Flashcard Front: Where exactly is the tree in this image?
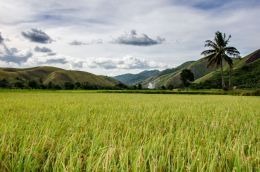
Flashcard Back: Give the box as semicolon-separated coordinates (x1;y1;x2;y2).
161;85;166;90
180;69;194;87
167;84;174;90
75;82;82;89
137;83;142;90
81;82;91;89
64;82;75;90
0;79;9;88
228;62;233;89
47;82;54;89
14;81;25;89
54;84;62;90
201;31;240;89
116;83;128;89
28;80;38;89
131;85;137;90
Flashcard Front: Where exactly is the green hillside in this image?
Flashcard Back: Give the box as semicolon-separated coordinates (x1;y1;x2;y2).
0;66;120;89
141;58;217;88
139;49;259;89
194;49;260;88
114;70;159;85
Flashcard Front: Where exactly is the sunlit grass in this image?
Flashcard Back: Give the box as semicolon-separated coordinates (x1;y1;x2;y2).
0;92;259;171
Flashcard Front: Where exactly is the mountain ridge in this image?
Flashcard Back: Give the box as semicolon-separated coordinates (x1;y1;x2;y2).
114;70;160;85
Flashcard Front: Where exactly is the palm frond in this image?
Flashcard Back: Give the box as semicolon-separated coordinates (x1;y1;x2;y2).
215;53;222;66
214;31;231;48
224;46;240;57
205;53;217;67
215;31;225;47
201;49;216;56
204;40;218;49
201;31;239;70
223;54;233;67
224;35;231;46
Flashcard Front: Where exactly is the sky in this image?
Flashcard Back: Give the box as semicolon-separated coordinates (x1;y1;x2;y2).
0;0;259;76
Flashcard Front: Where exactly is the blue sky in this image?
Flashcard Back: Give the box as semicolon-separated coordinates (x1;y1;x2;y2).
0;0;259;75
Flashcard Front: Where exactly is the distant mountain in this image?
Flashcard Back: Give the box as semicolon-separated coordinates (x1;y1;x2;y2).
0;66;121;88
195;49;260;88
114;70;160;85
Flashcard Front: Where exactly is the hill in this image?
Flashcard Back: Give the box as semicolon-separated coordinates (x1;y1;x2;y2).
140;58;217;89
114;70;160;85
138;49;260;89
0;66;121;89
194;49;260;88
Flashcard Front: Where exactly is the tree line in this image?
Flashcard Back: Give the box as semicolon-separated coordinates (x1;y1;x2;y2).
0;78;128;90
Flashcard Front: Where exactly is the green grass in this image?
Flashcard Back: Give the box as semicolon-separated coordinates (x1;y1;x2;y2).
0;91;259;171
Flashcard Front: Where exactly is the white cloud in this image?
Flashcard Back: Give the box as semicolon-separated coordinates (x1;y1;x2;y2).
0;0;259;75
113;30;165;46
87;56;168;70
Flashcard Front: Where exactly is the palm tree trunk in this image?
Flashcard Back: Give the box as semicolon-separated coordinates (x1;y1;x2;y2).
229;66;232;90
221;59;226;89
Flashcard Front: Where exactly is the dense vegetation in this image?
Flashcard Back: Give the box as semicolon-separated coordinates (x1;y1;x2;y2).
0;78;127;90
0;91;259;171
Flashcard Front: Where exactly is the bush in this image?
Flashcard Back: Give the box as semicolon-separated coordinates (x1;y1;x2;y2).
0;79;9;88
14;81;25;89
28;80;38;89
64;82;75;90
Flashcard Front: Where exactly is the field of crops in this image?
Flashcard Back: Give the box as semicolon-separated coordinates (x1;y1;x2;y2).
0;91;259;171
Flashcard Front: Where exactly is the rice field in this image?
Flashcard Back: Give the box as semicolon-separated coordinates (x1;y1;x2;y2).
0;91;259;171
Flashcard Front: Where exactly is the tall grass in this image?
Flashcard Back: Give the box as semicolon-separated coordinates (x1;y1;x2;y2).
0;92;259;171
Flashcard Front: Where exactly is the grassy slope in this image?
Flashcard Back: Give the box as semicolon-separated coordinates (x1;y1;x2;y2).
0;66;119;87
141;49;259;89
141;58;217;88
114;70;160;85
141;61;194;87
195;49;260;88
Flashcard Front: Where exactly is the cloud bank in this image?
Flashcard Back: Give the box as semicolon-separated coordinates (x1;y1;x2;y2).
88;56;167;69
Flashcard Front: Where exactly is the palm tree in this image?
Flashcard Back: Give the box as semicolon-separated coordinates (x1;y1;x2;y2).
201;31;240;89
228;62;233;89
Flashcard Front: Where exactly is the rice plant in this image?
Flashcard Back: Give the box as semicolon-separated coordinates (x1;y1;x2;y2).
0;92;259;171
